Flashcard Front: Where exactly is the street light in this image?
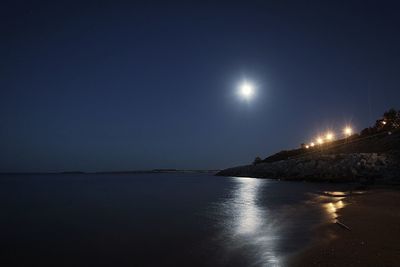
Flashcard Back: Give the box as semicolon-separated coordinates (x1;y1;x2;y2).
325;132;334;141
343;126;353;137
317;137;324;145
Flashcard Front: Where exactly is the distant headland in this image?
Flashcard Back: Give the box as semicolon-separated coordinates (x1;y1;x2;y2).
0;169;219;175
217;108;400;184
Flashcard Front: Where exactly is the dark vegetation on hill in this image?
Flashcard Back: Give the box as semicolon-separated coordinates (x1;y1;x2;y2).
255;108;400;165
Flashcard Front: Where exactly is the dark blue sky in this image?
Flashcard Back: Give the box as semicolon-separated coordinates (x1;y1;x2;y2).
1;1;400;172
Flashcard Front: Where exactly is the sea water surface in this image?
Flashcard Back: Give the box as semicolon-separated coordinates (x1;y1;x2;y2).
0;173;350;266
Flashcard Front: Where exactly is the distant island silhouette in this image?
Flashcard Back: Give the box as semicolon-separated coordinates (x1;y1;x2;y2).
0;169;219;175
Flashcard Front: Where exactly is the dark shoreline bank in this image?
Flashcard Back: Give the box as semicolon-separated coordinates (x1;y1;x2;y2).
217;152;400;184
218;128;400;184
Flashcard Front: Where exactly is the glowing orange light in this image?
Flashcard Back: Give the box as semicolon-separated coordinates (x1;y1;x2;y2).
325;132;334;141
317;137;324;145
343;126;353;136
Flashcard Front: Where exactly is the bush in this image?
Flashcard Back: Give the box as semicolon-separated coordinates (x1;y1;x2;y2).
253;156;262;165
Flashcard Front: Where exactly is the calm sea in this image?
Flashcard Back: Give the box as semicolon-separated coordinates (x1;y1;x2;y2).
0;173;350;267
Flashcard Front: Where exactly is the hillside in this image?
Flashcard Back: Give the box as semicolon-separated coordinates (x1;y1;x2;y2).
262;130;400;164
217;109;400;183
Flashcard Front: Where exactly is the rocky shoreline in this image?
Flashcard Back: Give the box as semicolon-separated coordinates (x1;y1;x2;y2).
217;152;400;183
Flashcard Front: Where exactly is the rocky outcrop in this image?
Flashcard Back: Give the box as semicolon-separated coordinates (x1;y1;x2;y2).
217;153;400;183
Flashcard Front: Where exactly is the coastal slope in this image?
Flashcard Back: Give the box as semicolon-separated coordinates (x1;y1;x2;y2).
217;130;400;183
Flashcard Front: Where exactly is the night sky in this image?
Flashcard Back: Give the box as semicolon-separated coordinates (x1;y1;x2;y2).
1;1;400;172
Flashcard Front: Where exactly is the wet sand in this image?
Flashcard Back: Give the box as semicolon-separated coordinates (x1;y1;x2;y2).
292;188;400;267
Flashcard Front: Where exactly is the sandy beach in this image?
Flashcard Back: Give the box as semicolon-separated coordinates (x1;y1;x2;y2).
292;188;400;267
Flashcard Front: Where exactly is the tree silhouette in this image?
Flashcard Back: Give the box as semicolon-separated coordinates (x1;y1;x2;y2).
253;156;262;165
374;108;400;131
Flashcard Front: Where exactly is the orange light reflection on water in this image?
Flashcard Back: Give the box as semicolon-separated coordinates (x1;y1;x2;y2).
323;197;346;222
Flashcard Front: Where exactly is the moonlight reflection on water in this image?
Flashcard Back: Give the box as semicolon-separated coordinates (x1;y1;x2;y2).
234;178;264;235
225;177;281;266
214;178;352;267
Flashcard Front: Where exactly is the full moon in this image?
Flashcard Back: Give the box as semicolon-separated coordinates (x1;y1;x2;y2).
238;81;255;100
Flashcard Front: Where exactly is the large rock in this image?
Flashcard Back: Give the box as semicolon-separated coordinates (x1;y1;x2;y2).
216;153;400;183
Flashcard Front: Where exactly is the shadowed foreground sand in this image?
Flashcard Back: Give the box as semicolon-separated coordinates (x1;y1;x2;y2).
292;189;400;267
